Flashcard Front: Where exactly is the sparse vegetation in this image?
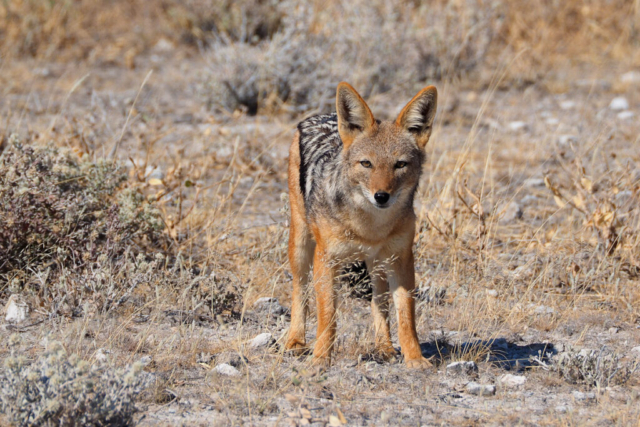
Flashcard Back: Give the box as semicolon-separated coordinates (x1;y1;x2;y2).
0;338;149;427
1;0;640;425
0;137;164;279
552;346;638;388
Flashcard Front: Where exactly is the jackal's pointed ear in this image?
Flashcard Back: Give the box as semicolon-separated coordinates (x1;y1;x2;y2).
396;86;437;148
336;82;375;149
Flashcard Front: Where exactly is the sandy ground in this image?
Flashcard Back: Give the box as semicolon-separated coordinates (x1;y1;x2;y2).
2;50;640;426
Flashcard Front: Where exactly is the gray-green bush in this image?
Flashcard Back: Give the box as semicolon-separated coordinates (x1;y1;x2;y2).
0;338;150;427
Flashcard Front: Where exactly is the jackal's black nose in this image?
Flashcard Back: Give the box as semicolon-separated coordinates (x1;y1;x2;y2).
374;191;390;205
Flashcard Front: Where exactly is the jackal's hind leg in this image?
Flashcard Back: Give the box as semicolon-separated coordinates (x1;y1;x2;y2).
285;218;314;354
311;246;337;365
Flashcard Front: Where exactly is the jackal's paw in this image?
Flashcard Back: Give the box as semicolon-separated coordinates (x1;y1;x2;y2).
405;356;433;369
284;340;309;356
311;356;331;369
374;345;399;362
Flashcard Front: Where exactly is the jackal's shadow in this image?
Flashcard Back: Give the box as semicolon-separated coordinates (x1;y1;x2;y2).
419;337;556;371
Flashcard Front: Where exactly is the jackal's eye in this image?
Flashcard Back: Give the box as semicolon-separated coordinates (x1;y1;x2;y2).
360;160;372;168
395;161;408;169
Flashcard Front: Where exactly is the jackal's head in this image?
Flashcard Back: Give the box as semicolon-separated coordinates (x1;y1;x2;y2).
336;82;437;210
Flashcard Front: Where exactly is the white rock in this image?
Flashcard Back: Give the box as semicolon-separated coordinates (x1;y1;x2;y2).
508;121;528;132
531;304;555;314
446;361;478;375
630;346;640;353
558;134;578;145
621;71;640;84
153;38;175;52
486;289;498;298
545;117;560;125
249;333;275;349
609;327;620;334
500;374;527;388
214;363;241;377
496;201;523;224
483;118;502;130
555;405;570;413
572;390;595;401
617;111;635;120
95;348;110;363
524;178;545;188
253;297;286;316
139;355;153;366
610;97;629;111
466;382;496;396
5;296;29;324
560;100;576;110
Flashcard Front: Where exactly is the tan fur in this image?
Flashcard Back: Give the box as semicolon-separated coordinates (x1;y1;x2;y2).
395;86;437;148
286;131;315;352
336;82;377;149
285;83;437;369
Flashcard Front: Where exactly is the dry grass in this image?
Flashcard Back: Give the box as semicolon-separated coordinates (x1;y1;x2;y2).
1;1;640;425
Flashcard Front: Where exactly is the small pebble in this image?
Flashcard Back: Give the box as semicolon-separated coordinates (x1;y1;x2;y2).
214;363;241;377
609;97;629;111
524;178;545;187
139;355;153;366
5;296;29;324
621;71;640;84
560;100;576;110
572;390;596;401
500;374;527;388
530;304;555;314
617;111;634;120
95;348;109;363
253;297;286;316
249;333;275;349
508;121;528;132
446;361;478;375
466;382;496;396
558;134;577;145
497;201;522;224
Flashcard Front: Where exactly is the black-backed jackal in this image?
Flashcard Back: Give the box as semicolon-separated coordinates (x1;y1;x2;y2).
285;82;437;368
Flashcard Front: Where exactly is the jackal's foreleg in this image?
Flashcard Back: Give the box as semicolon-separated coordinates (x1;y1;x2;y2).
368;266;396;359
388;246;431;369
